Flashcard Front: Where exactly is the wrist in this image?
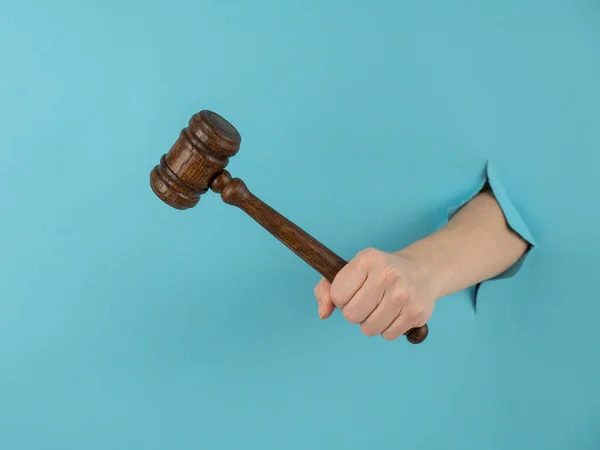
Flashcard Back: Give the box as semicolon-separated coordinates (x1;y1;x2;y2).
395;226;457;300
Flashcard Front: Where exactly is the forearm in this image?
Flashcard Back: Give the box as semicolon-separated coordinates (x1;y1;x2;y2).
397;186;530;299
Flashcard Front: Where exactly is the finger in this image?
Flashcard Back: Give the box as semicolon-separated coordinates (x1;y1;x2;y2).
313;278;335;319
380;313;415;341
359;291;401;337
329;259;368;309
341;275;386;324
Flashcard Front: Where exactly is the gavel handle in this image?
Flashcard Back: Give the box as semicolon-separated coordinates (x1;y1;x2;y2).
210;171;429;344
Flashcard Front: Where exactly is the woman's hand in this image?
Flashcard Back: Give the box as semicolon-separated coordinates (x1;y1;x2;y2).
313;187;530;340
313;248;444;341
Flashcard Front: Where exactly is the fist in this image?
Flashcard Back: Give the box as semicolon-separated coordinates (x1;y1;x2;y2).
313;248;437;340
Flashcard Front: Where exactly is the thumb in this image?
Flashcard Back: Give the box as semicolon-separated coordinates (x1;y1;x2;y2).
314;277;335;319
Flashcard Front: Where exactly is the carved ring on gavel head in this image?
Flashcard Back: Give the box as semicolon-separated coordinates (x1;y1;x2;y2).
150;110;429;344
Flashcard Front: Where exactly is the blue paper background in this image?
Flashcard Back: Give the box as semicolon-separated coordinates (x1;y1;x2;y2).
1;1;599;449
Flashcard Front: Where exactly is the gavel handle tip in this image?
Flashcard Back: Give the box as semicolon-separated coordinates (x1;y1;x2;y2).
405;324;429;344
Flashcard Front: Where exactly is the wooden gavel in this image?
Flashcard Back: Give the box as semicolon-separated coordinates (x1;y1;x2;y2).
149;110;429;344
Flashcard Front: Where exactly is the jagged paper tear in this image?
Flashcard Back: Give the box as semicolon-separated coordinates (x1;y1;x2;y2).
446;159;536;310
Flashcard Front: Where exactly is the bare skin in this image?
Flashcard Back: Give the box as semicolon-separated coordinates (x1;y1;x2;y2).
313;186;530;340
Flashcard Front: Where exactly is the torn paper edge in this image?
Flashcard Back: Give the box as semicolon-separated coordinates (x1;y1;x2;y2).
445;158;536;311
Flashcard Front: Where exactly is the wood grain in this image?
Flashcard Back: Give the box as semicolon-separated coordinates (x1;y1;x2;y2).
150;110;429;344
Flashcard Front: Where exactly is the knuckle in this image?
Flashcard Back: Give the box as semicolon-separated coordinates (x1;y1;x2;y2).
402;293;426;319
396;290;410;304
357;247;376;257
329;281;344;305
329;290;346;308
380;265;401;284
406;303;425;324
356;247;381;265
342;307;360;324
381;330;398;341
360;322;378;337
403;305;422;323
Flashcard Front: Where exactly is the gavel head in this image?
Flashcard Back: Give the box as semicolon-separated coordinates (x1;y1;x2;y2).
150;110;242;209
